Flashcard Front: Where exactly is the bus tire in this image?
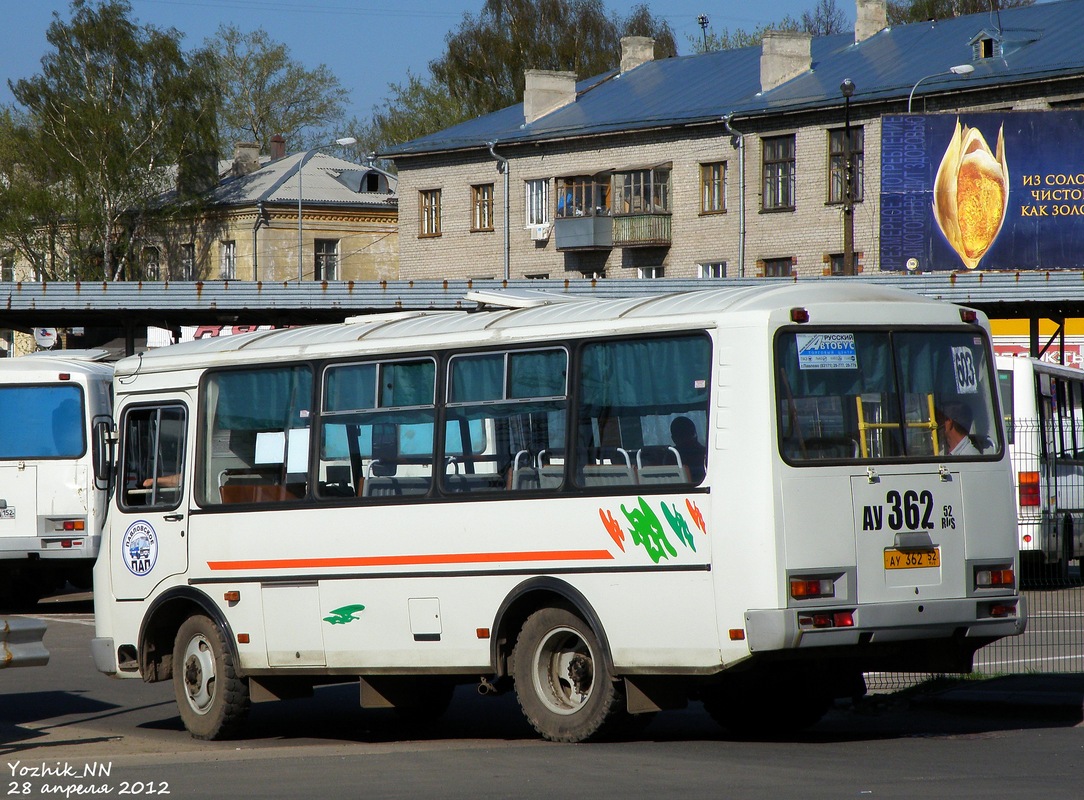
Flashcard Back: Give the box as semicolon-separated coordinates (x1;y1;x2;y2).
511;607;622;743
172;614;250;740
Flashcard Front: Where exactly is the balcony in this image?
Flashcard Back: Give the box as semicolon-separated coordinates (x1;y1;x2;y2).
554;213;671;251
554;215;613;250
613;213;671;247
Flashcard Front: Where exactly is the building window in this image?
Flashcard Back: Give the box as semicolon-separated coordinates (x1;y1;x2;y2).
471;184;494;232
762;257;793;278
637;266;665;279
698;262;726;279
181;243;196;280
557;174;611;218
828;127;864;204
762;135;795;211
141;247;160;280
314;239;338;281
614;166;670;215
220;240;236;280
1;253;14;282
700;162;726;214
525;273;550;280
420;189;442;237
525;179;550;226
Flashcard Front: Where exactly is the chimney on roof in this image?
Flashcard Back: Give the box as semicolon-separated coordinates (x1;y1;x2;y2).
523;69;577;125
760;30;812;92
270;134;286;161
231;142;261;177
620;36;655;73
855;0;887;43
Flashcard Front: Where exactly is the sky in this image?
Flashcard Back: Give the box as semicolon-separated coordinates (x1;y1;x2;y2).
0;0;856;129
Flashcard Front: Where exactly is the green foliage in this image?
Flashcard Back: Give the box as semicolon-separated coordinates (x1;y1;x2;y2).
887;0;1034;25
204;25;350;155
363;0;676;155
5;0;218;281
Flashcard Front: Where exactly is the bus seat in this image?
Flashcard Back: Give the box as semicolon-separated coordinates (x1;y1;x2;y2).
363;476;430;497
580;464;636;487
638;465;690;485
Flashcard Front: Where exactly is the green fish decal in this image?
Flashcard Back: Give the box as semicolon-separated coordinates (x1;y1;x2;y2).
323;604;366;624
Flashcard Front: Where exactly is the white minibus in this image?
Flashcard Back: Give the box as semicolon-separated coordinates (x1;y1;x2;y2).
996;354;1084;582
0;351;114;604
91;285;1025;741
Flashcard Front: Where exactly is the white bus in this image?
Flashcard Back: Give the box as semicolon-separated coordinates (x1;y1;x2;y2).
996;354;1084;583
0;351;114;604
91;285;1025;742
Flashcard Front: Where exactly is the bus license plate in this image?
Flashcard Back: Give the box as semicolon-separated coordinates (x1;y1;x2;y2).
0;506;14;519
884;548;940;569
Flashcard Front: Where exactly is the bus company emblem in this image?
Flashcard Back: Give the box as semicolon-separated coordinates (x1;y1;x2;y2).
122;520;158;576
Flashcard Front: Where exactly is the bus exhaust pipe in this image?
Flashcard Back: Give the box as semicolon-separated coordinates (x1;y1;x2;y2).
477;677;501;696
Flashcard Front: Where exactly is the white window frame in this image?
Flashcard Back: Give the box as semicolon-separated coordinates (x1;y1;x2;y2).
220;240;236;280
698;262;726;279
525;179;551;226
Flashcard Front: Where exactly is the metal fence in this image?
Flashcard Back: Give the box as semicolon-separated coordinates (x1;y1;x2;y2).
0;616;49;669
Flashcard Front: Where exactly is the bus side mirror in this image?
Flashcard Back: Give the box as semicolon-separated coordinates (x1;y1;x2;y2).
92;416;116;490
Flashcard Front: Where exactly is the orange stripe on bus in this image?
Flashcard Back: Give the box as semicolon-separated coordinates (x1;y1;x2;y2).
207;549;615;571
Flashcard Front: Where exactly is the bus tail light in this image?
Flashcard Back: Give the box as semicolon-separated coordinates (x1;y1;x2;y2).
975;565;1015;590
1018;471;1040;507
790;577;835;600
797;610;855;629
989;604;1016;618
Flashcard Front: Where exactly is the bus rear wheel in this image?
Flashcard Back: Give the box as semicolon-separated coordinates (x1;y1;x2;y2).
511;607;622;743
172;614;250;740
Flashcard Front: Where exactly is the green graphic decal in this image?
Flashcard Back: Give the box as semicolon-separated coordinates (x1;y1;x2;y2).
604;497;703;563
323;604;366;625
620;497;677;564
661;501;695;552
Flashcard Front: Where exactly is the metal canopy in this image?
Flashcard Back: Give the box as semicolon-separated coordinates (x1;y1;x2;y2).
2;273;1083;333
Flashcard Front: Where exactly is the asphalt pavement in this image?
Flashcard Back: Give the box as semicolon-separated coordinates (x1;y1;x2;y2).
912;673;1084;721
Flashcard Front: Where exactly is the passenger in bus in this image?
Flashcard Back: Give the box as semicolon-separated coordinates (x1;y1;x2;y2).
939;401;980;456
670;416;707;483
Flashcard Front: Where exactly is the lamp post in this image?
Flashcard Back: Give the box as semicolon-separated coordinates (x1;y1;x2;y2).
908;64;975;113
840;78;855;276
298;136;357;282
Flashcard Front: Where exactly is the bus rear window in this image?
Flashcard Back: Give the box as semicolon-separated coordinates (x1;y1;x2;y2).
776;329;1001;463
0;385;85;458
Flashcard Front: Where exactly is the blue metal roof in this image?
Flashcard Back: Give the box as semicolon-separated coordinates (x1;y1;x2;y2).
384;0;1084;157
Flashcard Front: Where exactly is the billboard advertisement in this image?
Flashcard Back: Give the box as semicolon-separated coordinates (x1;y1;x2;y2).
880;111;1084;272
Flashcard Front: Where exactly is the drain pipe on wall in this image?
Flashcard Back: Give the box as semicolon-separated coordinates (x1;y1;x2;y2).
252;201;268;280
487;141;510;280
722;114;746;278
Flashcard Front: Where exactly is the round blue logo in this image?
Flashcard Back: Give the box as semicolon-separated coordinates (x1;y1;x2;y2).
122;520;158;576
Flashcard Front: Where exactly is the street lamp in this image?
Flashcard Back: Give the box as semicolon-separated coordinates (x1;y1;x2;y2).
840;78;855;276
298;136;357;282
908;64;975;113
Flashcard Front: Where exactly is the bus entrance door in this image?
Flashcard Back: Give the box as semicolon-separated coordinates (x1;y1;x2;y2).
111;401;190;601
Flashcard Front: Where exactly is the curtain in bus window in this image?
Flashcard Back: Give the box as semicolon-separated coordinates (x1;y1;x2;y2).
576;336;711;488
212;367;313;430
381;361;434;407
0;385;84;458
579;337;711;411
324;363;377;412
449;354;503;403
510;350;566;398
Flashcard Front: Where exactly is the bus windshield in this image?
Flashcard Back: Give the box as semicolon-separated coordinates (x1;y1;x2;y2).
777;328;1000;462
0;384;86;459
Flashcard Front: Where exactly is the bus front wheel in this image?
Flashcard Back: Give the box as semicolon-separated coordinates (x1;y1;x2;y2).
511;607;622;743
172;614;250;740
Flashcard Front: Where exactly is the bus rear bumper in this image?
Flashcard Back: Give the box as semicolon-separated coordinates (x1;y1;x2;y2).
745;595;1027;654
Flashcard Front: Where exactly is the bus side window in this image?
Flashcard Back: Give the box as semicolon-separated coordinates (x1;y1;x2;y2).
120;405;186;509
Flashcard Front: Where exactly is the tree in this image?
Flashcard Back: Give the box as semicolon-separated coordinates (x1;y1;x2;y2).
887;0;1034;25
802;0;849;36
362;0;676;155
204;25;350;155
7;0;218;281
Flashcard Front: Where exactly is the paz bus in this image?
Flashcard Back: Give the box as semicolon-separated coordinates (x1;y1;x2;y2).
0;350;113;604
91;285;1025;742
996;354;1084;583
